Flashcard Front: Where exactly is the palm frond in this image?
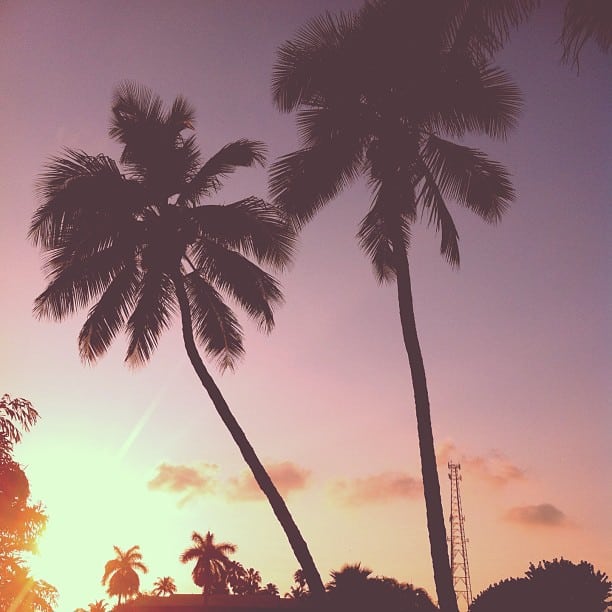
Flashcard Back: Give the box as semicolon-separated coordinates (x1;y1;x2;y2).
125;270;176;366
269;144;363;228
192;241;282;332
272;10;358;112
184;271;244;371
180;140;266;204
33;246;128;321
192;197;295;270
560;0;612;69
430;63;522;140
421;135;514;223
78;263;141;363
415;160;461;267
167;95;196;131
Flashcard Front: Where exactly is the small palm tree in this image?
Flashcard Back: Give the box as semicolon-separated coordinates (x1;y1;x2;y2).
30;82;323;595
101;545;148;605
88;601;107;612
152;576;176;597
0;394;39;460
180;531;236;595
243;567;262;594
226;560;247;595
264;583;279;596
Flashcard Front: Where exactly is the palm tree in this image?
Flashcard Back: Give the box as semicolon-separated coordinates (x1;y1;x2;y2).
270;2;532;610
560;0;612;69
243;567;262;594
226;560;247;595
29;82;324;595
180;531;236;595
0;394;39;461
88;601;108;612
101;545;148;605
264;583;279;596
151;576;177;597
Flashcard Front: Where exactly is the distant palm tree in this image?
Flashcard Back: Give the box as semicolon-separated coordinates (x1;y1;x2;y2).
0;394;39;460
264;583;279;596
180;531;236;595
152;576;176;597
327;563;373;593
102;545;148;605
88;601;107;612
243;567;262;594
226;560;247;595
270;2;532;610
29;82;324;595
560;0;612;69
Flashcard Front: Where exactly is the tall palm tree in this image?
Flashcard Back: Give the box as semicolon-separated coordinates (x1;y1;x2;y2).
151;576;177;597
180;531;236;595
101;545;148;605
270;2;532;610
0;394;39;461
29;82;324;595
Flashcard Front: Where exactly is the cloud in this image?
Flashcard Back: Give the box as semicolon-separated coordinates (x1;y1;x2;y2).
148;462;218;506
505;503;568;527
330;472;422;505
437;441;525;487
226;461;311;501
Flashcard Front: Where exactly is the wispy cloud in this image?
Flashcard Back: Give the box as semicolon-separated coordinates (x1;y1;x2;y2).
505;503;568;527
147;462;219;506
226;461;311;501
437;441;526;487
330;472;422;505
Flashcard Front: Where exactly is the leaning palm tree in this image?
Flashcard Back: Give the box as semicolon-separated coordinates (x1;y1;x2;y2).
180;531;236;595
151;576;177;597
270;2;532;610
29;82;324;595
101;545;148;605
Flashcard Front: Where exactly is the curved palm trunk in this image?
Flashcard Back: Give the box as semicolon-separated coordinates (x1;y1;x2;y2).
171;273;325;598
392;238;459;612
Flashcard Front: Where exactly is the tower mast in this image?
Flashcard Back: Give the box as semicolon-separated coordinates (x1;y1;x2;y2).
448;461;473;609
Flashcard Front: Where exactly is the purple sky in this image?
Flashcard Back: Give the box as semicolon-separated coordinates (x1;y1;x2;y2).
1;1;610;610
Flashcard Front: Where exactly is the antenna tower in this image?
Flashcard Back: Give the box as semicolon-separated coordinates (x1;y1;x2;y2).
448;461;473;609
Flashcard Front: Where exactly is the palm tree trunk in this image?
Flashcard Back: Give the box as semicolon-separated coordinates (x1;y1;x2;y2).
170;272;325;598
392;238;459;612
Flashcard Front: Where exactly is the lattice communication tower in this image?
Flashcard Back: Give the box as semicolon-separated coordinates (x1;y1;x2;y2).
448;462;473;608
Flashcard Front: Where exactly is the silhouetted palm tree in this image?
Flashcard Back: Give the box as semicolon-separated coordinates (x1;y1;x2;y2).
180;531;236;595
264;583;279;596
226;560;247;595
270;2;532;610
29;82;323;595
560;0;612;69
151;576;176;597
0;394;39;460
101;545;148;605
88;601;108;612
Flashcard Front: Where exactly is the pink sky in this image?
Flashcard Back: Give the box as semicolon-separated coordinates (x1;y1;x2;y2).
1;1;610;610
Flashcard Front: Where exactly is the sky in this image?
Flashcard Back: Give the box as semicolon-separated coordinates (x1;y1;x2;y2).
0;1;610;610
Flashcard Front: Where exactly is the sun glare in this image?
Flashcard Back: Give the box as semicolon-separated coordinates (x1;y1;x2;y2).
27;444;151;610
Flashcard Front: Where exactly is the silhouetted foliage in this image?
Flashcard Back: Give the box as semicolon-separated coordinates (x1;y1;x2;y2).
102;545;148;605
271;2;531;610
151;576;176;597
180;531;237;595
560;0;612;69
30;81;324;596
0;394;57;611
470;558;612;612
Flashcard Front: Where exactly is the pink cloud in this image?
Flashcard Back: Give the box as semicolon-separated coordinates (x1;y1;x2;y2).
437;441;525;487
330;472;422;505
226;461;311;501
505;503;568;527
148;462;218;506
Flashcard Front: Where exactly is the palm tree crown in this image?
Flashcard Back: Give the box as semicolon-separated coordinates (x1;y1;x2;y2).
152;576;177;597
180;531;237;595
1;394;40;461
101;545;148;605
